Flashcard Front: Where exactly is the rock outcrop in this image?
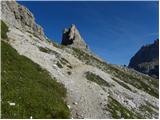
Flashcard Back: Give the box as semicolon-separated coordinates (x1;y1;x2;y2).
1;1;46;40
61;24;88;50
129;39;159;79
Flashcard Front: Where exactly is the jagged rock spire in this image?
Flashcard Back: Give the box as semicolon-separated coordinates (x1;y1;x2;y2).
61;24;88;50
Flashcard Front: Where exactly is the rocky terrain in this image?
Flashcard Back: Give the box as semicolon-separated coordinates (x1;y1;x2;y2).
1;1;159;119
129;39;159;79
61;24;89;51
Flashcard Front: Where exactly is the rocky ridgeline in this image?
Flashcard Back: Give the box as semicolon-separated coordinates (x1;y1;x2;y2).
129;39;159;79
1;1;46;40
61;24;89;51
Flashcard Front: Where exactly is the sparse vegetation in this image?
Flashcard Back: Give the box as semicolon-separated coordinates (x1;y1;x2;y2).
60;58;69;65
59;58;72;69
139;104;158;118
85;72;111;87
1;41;70;118
71;47;159;98
46;38;65;49
107;96;141;119
52;41;65;49
67;71;72;75
112;77;135;92
108;66;158;98
38;46;59;56
139;105;155;114
67;65;72;69
1;20;9;39
145;101;159;111
56;61;63;68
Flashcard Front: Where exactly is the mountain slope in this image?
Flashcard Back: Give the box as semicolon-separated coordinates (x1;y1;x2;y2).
1;40;70;119
1;20;70;119
1;1;159;119
129;39;159;79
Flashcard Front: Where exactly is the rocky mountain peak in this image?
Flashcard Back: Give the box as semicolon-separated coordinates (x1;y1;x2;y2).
1;1;46;40
61;24;88;50
128;39;159;78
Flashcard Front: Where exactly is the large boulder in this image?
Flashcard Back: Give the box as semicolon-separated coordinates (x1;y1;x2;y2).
128;39;159;79
61;24;88;51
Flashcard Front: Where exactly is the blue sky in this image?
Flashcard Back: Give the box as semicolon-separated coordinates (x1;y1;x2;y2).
18;1;158;65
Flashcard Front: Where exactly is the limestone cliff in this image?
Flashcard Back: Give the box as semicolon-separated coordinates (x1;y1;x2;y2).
1;1;46;40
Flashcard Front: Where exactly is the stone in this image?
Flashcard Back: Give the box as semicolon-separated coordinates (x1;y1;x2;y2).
9;102;16;106
61;24;88;51
67;105;71;109
73;102;78;105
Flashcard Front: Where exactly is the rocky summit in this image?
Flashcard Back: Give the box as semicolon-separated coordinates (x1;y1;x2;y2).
61;24;88;50
1;1;159;119
129;39;159;79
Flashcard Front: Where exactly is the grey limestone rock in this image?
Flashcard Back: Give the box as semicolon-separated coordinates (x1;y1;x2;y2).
61;24;89;51
1;1;45;40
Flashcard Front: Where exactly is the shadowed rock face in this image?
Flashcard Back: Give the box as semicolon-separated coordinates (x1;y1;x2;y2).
61;24;88;50
129;39;159;79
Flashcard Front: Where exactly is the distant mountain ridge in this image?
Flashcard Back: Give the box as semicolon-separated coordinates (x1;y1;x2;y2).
129;39;159;79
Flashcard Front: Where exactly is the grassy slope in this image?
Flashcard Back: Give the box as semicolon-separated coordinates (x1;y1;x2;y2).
1;20;9;39
1;41;70;119
1;21;70;118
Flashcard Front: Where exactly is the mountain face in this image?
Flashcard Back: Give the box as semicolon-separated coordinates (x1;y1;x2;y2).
1;1;159;119
61;24;88;51
129;39;159;79
1;1;46;40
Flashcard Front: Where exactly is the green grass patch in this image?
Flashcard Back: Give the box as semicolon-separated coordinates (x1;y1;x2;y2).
85;72;111;87
1;20;9;39
107;96;141;119
1;41;70;118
